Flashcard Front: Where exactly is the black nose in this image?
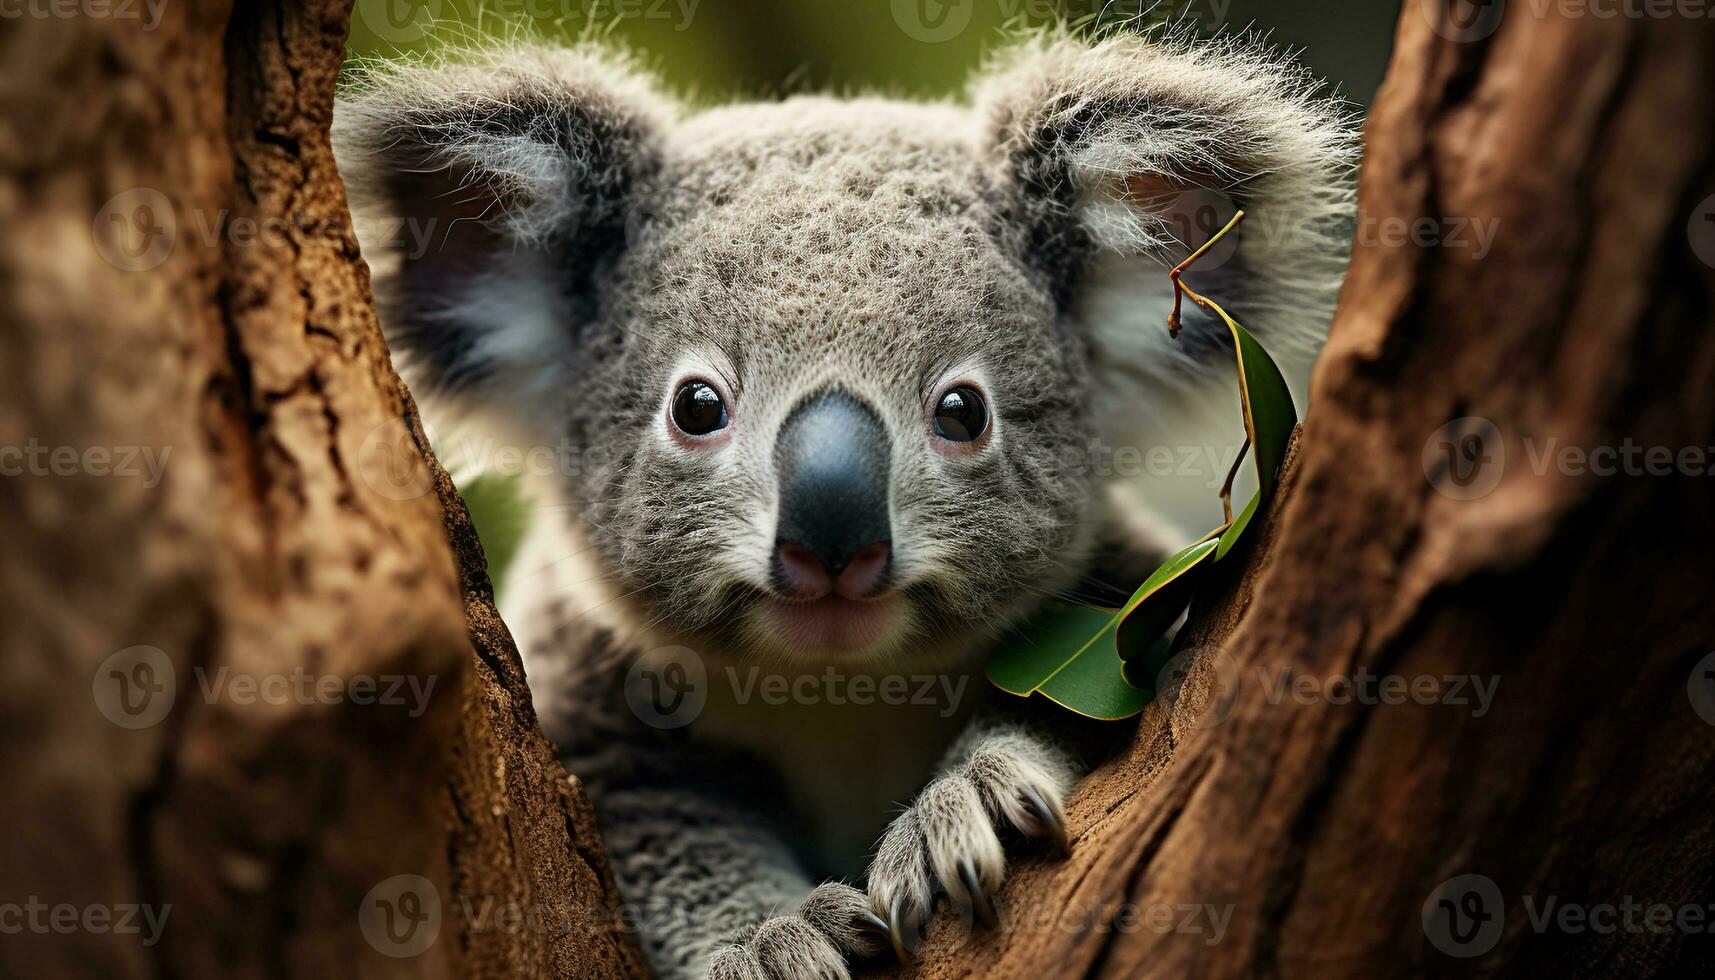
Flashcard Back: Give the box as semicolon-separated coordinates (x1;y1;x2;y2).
774;390;892;578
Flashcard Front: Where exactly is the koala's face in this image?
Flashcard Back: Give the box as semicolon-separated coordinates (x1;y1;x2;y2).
572;103;1094;661
335;35;1356;665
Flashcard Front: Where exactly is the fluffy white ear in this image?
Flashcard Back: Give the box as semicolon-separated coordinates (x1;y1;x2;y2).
333;44;676;431
975;31;1359;535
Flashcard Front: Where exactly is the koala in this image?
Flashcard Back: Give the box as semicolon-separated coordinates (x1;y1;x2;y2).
335;27;1356;980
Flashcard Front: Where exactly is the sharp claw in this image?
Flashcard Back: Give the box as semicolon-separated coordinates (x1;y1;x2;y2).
887;894;914;966
1022;786;1071;855
859;909;892;947
958;857;1000;931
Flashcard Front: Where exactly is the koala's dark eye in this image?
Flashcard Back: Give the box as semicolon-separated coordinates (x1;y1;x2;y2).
932;386;988;443
672;380;730;437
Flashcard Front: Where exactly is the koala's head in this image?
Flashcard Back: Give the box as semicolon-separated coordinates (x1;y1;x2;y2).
335;31;1356;666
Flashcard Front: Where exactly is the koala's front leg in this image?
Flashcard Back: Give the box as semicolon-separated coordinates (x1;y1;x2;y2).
595;780;888;979
864;709;1086;959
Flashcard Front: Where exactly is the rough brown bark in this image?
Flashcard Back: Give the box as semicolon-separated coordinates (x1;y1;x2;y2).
896;5;1715;978
0;3;643;977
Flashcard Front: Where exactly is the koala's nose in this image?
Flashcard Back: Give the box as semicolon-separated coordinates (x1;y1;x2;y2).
773;390;892;599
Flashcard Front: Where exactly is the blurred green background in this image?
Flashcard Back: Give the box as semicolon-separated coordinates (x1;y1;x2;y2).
347;0;1400;106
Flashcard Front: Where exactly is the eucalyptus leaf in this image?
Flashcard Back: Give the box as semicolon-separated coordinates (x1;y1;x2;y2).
986;604;1150;720
1215;490;1260;561
1114;536;1220;665
1226;316;1297;506
983;209;1300;717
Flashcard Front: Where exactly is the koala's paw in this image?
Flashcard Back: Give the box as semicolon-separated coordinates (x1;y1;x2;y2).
865;734;1075;961
705;882;888;980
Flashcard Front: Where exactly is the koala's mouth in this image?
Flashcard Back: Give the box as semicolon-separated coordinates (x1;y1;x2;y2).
754;592;907;657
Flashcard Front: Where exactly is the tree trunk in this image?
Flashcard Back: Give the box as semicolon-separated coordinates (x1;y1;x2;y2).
0;3;643;978
897;5;1715;978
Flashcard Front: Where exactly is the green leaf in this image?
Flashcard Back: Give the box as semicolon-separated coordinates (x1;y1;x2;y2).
983;209;1301;720
1114;536;1220;673
1228;318;1298;504
1215;490;1260;561
986;605;1150;720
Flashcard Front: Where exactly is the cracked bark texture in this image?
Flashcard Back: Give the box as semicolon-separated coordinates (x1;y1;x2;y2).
0;2;644;978
885;5;1715;979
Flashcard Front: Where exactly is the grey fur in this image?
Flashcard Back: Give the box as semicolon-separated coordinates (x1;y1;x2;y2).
335;26;1357;979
